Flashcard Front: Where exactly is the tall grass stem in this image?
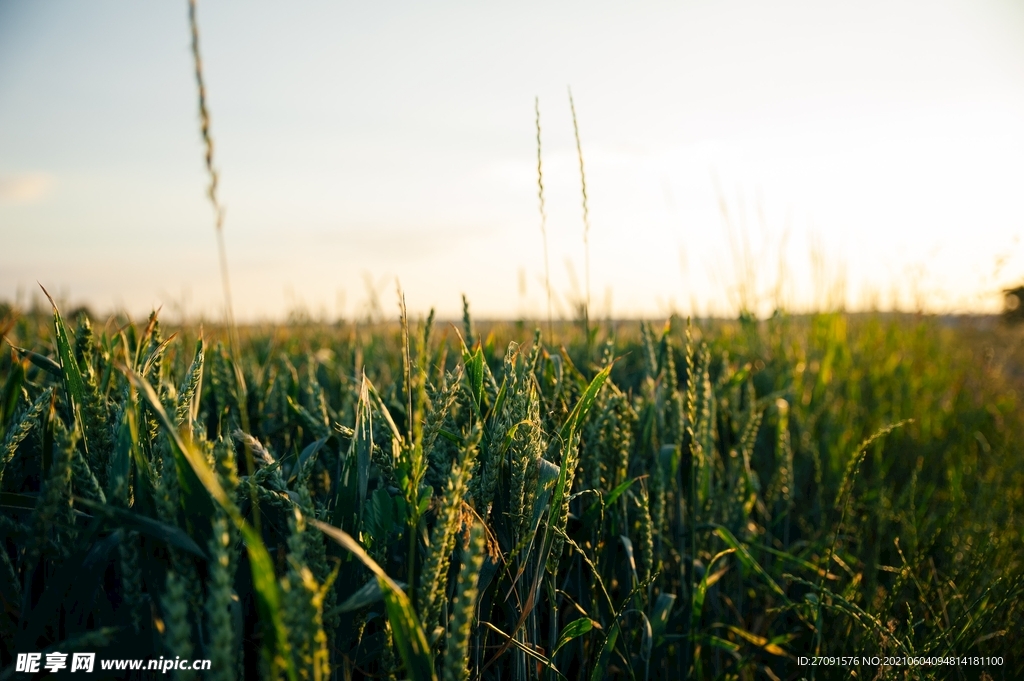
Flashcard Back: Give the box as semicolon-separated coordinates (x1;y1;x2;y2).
188;0;239;356
568;88;590;339
535;97;553;341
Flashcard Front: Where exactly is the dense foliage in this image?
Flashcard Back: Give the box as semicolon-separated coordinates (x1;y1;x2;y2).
0;301;1021;680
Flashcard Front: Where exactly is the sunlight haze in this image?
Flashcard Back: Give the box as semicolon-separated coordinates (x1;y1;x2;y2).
2;0;1024;320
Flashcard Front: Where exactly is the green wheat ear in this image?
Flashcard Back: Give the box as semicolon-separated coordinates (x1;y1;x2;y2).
119;530;144;632
283;508;331;681
636;489;655;586
509;378;543;542
176;338;205;433
70;312;113;491
205;514;236;681
72;313;95;381
443;522;485;681
29;415;75;565
213;436;239;498
419;425;481;632
461;295;475;349
424;365;463;487
162;569;195;680
71;449;105;503
0;388;51;490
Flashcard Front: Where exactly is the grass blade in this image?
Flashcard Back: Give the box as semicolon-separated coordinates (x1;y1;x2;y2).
5;343;61;380
713;526;790;603
313;519;437;681
75;497;207;559
41;287;89;454
553;616;594;656
691;548;734;631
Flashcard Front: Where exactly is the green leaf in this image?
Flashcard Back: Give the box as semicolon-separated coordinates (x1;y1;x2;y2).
542;364;612;572
530;458;561;529
364;487;394;544
557;364;612;444
42;287;89;454
550;365;613;515
553;617;594;656
661;443;681;482
596;576;658;677
112;389;148;509
713;526;790;602
6;343;61;379
756;543;839;580
0;492;38;511
127;369;215;536
75;497;207;559
604;475;640;509
336;578;397;614
19;529;122;645
650;592;676;641
589;618;620;681
288;435;328;486
313;519;437;681
482;622;567;681
725;625;793;657
238;521;296;681
364;376;402;445
436;427;461;445
704;634;741;653
0;356;26;438
620;535;638;585
691;548;735;631
287;395;330;439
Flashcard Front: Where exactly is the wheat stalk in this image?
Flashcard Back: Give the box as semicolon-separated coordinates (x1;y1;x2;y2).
568;87;591;338
443;522;485;681
535;97;553;339
188;0;236;339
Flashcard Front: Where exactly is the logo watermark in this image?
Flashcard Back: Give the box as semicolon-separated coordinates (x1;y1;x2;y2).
15;652;212;674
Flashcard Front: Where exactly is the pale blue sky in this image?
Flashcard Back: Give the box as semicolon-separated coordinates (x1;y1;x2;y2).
3;0;1024;320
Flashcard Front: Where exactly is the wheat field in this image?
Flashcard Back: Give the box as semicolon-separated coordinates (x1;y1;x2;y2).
0;298;1021;680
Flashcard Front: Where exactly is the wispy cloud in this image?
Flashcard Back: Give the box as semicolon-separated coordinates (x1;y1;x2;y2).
0;172;54;203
